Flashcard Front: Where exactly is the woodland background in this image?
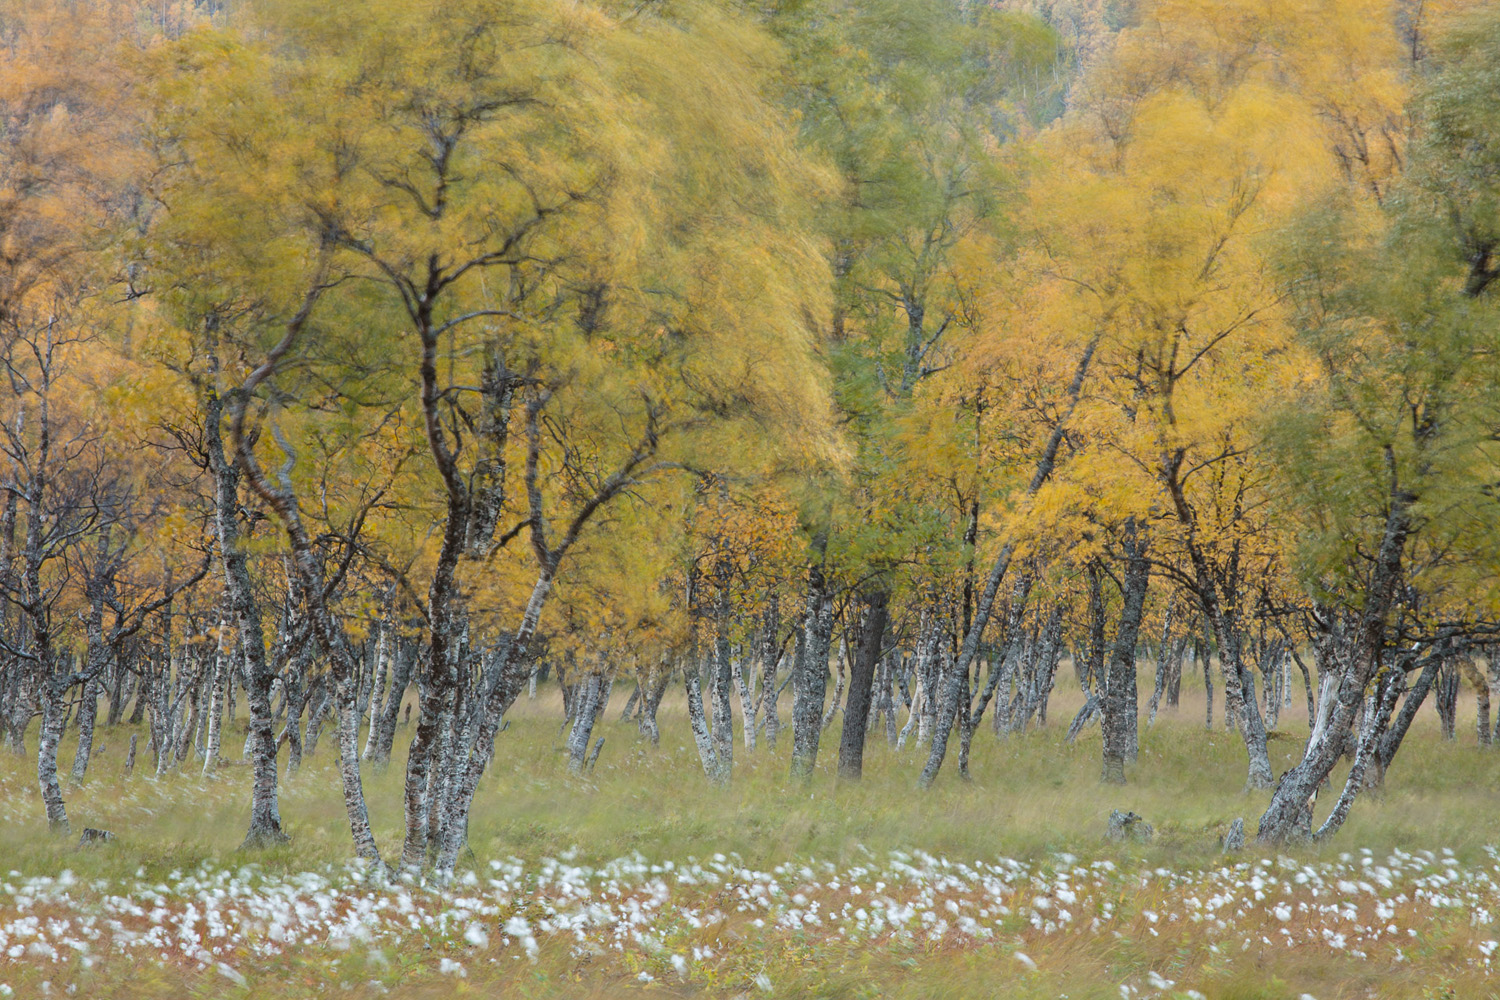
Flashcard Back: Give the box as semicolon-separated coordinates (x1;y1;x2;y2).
0;0;1498;886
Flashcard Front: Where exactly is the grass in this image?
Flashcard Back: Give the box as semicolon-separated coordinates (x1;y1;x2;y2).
1;667;1498;999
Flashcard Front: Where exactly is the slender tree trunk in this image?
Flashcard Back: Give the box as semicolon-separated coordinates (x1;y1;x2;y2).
37;673;69;832
174;663;200;766
1481;649;1499;748
913;612;941;748
1147;602;1174;727
758;595;781;747
822;638;847;732
1085;564;1106;697
1255;493;1413;844
882;655;901;745
202;627;228;775
363;618;390;760
69;673;98;785
710;573;735;780
433;568;555;876
106;658;128;727
331;673;383;864
367;640;413;766
897;677;923;750
279;643;311;777
838;589;889;780
1434;658;1459;740
70;567;111;786
638;664;670;747
1102;523;1149;783
733;657;757;752
128;664;149;727
150;656;173;777
567;671;609;775
303;679;331;759
1290;647;1316;729
1165;635;1184;708
684;657;723;784
1201;635;1214;730
1376;652;1442;775
206;389;285;847
5;662;35;755
790;561;833;780
618;681;640;723
1315;666;1404;840
1037;609;1065;724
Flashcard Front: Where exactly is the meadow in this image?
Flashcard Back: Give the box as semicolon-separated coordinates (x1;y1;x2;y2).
1;673;1498;1000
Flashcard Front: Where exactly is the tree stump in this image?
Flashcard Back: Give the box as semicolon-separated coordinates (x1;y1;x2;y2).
1106;809;1153;842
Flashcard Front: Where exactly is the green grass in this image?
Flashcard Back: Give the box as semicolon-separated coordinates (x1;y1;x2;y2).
1;670;1498;998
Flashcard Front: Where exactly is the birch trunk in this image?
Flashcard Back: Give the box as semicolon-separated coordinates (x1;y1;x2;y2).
1165;635;1184;708
37;671;69;831
206;388;285;847
1314;667;1404;841
303;678;330;758
1480;649;1497;747
638;664;670;747
733;657;757;753
913;613;940;748
1255;492;1413;843
789;562;832;779
366;639;413;766
1434;659;1459;740
821;639;847;732
684;657;723;784
202;629;227;775
567;671;610;775
758;596;781;747
1146;602;1174;727
363;619;390;760
432;568;555;877
882;654;901;745
69;571;110;784
1101;523;1149;784
1375;651;1442;775
710;576;735;779
837;589;888;780
1200;636;1214;729
279;646;310;778
69;673;98;785
5;664;34;755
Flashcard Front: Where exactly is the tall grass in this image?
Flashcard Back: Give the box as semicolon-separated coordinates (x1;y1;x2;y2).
0;665;1494;999
2;663;1494;873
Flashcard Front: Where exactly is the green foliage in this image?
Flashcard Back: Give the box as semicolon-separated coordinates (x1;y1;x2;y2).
1266;7;1500;611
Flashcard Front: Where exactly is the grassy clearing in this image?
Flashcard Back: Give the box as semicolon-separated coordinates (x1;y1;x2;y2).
1;671;1497;999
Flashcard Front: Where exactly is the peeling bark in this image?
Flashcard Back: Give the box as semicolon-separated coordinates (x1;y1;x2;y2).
790;560;832;780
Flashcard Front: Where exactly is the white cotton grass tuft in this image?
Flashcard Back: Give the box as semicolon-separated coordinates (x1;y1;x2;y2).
0;846;1492;991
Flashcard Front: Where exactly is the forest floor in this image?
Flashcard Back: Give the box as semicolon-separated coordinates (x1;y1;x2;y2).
0;679;1497;999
